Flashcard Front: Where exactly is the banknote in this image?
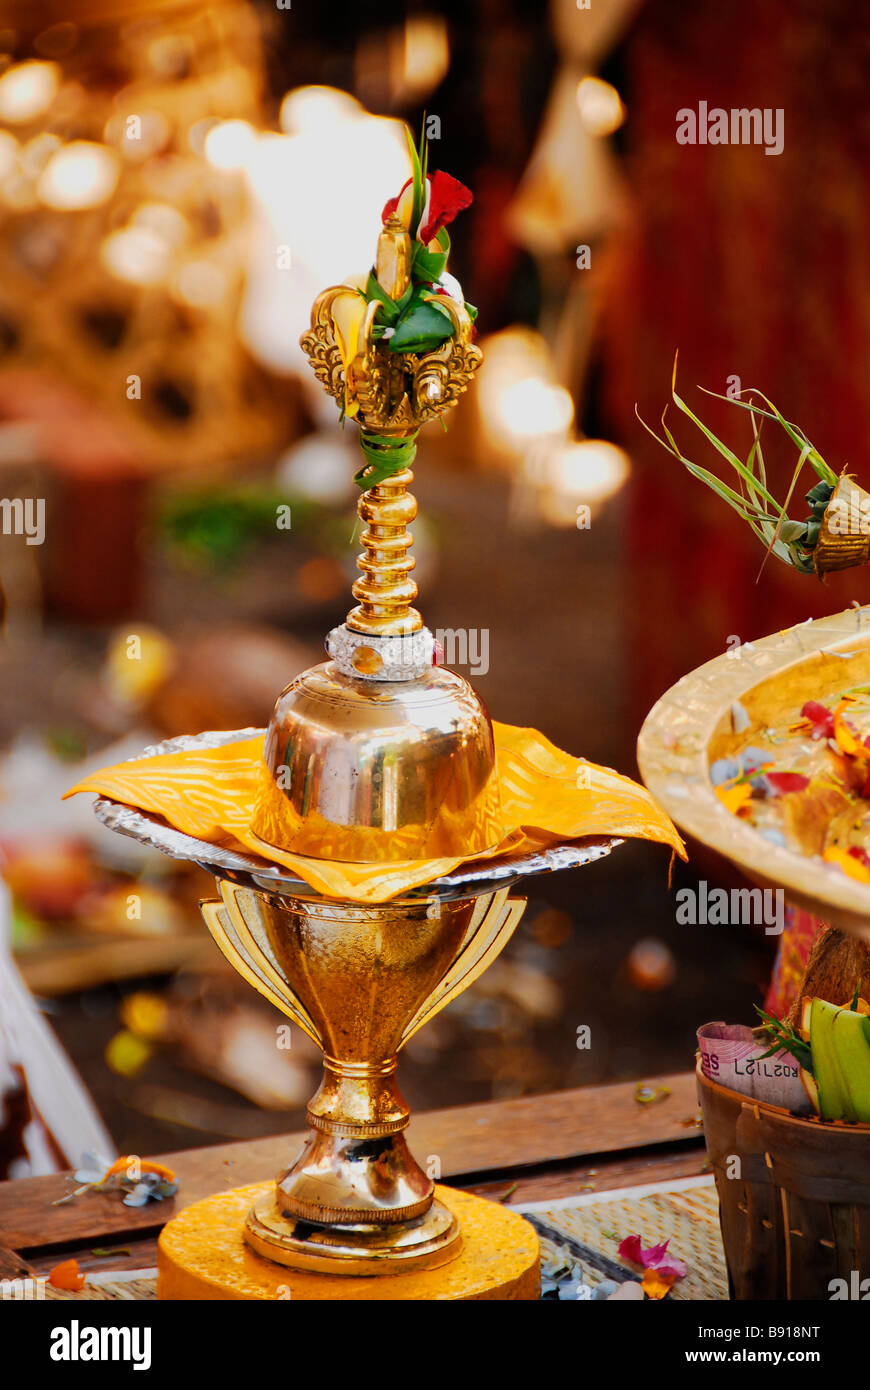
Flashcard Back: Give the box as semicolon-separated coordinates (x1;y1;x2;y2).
697;1022;813;1113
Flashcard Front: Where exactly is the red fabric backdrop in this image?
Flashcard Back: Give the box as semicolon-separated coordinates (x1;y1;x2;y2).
601;0;870;731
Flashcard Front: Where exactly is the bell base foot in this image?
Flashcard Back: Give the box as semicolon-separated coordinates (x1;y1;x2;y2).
157;1181;540;1300
244;1191;460;1274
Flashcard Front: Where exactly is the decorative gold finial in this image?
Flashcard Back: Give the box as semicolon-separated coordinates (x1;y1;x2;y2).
300;287;480;647
299;127;482;664
300;286;481;438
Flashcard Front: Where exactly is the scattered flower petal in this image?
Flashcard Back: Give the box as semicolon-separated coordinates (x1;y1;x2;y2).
833;700;866;759
739;746;771;775
74;1149;114;1185
715;782;753;815
801;701;835;740
61;1153;178;1208
710;757;739;786
634;1083;671;1105
103;1156;176;1183
764;771;810;795
642;1267;677;1299
618;1234;643;1263
618;1233;688;1283
758;827;788;847
122;1183;153;1208
48;1259;86;1291
823;845;870;883
640;1239;671;1267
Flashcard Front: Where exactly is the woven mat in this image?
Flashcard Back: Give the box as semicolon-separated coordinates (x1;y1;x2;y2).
16;1176;727;1301
516;1174;728;1300
42;1270;157;1301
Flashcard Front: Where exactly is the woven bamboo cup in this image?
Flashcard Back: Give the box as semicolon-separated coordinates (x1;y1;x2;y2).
697;1062;870;1300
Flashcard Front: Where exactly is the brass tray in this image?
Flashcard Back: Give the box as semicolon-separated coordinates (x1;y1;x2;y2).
637;606;870;941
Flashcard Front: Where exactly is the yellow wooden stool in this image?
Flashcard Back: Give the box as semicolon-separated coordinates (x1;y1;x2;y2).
158;1182;539;1301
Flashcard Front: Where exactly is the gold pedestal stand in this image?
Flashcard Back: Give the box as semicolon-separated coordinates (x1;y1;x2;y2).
153;873;541;1299
158;1183;540;1300
156;878;532;1290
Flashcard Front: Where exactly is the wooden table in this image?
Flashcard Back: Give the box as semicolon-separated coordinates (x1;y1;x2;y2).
0;1071;706;1282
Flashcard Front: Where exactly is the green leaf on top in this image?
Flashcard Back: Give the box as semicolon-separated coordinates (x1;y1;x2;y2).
365;269;413;325
388;289;453;354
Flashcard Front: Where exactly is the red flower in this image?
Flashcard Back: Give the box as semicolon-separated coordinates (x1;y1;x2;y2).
417;171;472;243
618;1234;688;1280
765;771;810;795
801;700;834;740
382;171;473;244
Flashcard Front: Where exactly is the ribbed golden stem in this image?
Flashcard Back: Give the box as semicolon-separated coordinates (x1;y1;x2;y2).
346;468;422;636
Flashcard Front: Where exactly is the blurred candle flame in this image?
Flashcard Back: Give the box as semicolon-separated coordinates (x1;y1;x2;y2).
400;15;449;103
38;140;119;210
208;87;411;375
203;118;258;172
478;326;629;524
540;440;630;527
0;61;60;124
576;76;625;137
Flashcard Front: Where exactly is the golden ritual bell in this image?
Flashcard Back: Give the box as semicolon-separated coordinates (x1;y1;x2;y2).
71;137;635;1296
193;205;532;1276
250;214;494;866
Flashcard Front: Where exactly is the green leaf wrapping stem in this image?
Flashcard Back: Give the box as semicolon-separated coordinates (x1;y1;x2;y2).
354;430;419;490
